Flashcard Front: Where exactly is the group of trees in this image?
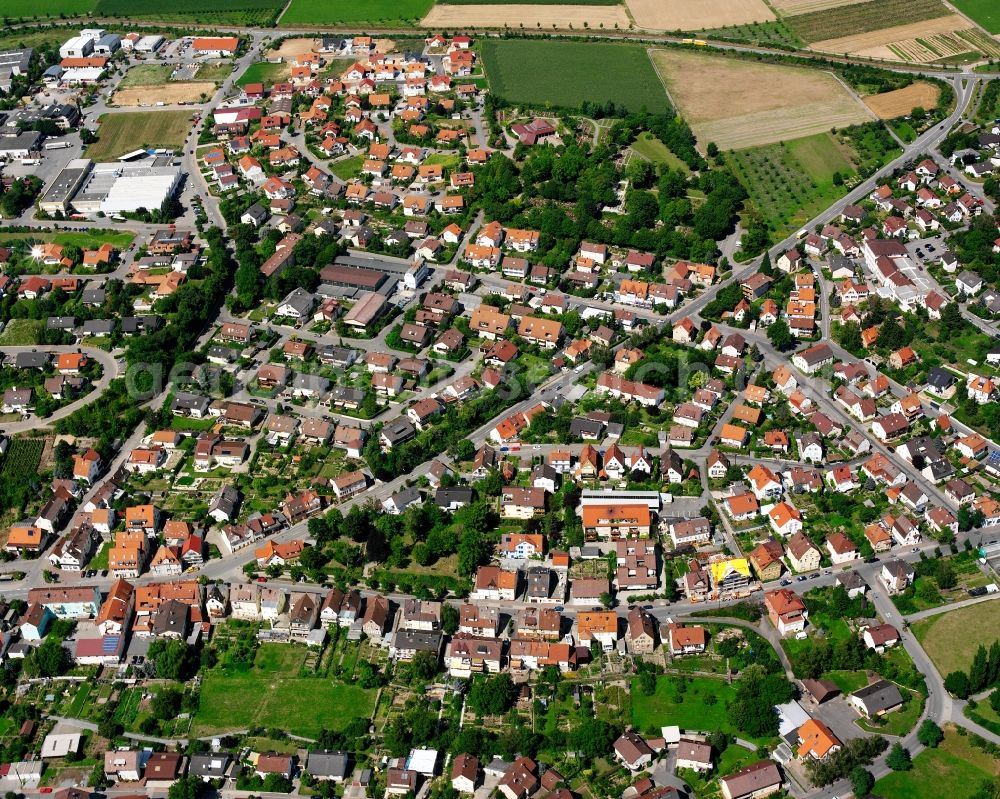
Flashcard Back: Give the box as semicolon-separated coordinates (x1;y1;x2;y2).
468;673;516;716
729;665;793;738
943;640;1000;699
0;176;41;219
126;226;232;375
147;638;201;681
308;494;495;586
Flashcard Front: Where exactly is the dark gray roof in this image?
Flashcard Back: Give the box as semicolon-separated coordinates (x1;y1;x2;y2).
189;753;231;779
851;679;903;714
82;319;115;335
435;487;474;507
926;366;954;390
13;351;49;369
306;750;350;780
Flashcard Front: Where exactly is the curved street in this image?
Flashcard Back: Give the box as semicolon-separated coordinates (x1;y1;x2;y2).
0;345;120;434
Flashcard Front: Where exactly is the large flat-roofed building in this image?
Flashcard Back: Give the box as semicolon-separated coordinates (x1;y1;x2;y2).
0;131;42;161
59;35;95;60
42;157;181;216
134;35;165;53
319;263;389;292
39;159;93;214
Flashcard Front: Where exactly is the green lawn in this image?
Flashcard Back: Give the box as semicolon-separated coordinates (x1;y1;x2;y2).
86;111;193;161
424;152;461;169
194;63;234;83
786;132;854;181
953;0;1000;33
481;40;670;113
279;0;432;26
193;644;376;738
912;601;1000;677
0;319;42;346
88;542;110;572
236;61;289;87
631;676;772;744
822;670;870;695
0;230;135;250
119;65;174;88
873;729;999;799
630;132;690;172
330;155;364;180
965;692;1000;735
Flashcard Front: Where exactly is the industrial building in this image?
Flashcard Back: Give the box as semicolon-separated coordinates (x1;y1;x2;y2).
39;157;182;216
0;49;33;93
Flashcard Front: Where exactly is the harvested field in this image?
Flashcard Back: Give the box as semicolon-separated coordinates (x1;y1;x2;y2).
624;0;774;30
810;14;979;60
864;81;940;117
113;83;216;107
420;3;631;28
649;48;872;150
769;0;865;13
267;37;320;58
789;0;951;43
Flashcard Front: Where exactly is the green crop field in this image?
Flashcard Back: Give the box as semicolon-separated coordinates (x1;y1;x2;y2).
726;131;857;240
86;111;192;161
94;0;282;25
2;0;95;18
912;602;1000;676
193;644;376;738
481;40;669;113
786;0;951;43
953;0;1000;33
279;0;433;27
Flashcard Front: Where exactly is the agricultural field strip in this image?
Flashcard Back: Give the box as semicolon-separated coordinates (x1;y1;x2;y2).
421;4;631;29
808;16;986;61
623;0;774;31
786;0;953;43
